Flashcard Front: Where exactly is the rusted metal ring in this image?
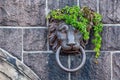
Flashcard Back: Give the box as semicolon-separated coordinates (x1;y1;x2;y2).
56;46;86;72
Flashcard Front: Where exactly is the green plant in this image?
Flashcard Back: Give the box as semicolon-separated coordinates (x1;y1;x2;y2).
47;6;103;58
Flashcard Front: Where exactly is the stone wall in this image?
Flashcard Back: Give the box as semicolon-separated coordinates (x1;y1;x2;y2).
0;0;120;80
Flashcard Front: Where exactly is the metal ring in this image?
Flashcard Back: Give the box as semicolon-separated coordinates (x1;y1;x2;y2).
56;46;86;72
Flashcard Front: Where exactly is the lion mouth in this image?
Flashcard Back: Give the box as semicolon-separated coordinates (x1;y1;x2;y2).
61;50;80;54
61;47;80;54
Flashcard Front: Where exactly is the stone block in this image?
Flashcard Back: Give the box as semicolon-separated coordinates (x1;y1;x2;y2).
23;53;68;80
100;0;120;23
80;0;97;11
48;0;77;10
113;53;120;80
70;52;111;80
102;26;120;51
48;0;59;10
0;0;46;26
59;0;77;8
0;28;22;60
23;29;47;51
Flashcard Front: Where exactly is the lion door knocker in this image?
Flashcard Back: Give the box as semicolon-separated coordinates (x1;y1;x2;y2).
49;22;86;72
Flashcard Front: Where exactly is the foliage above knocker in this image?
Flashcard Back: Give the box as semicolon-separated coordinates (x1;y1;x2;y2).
47;6;103;58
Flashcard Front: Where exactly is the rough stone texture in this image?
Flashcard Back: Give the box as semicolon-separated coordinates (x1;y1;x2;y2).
48;0;77;10
0;0;46;26
113;53;120;80
80;0;97;11
59;0;77;8
0;28;22;60
23;29;47;51
100;0;120;23
23;53;68;80
86;26;120;51
0;48;40;80
0;0;119;80
71;52;111;80
102;26;120;51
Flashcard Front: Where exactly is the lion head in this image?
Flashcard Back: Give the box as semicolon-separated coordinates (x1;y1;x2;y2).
49;22;87;54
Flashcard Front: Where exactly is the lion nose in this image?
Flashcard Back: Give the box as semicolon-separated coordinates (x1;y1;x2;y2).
67;29;76;46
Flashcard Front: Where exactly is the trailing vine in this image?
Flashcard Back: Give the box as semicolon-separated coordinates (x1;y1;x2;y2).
47;6;103;58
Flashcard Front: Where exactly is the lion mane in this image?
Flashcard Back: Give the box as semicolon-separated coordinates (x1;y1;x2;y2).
49;22;61;51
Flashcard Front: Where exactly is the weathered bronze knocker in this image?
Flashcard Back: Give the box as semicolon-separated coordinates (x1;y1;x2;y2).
56;46;86;72
49;22;87;72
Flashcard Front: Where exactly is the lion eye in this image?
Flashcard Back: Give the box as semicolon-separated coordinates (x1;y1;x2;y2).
58;26;68;33
74;30;79;33
60;29;67;33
